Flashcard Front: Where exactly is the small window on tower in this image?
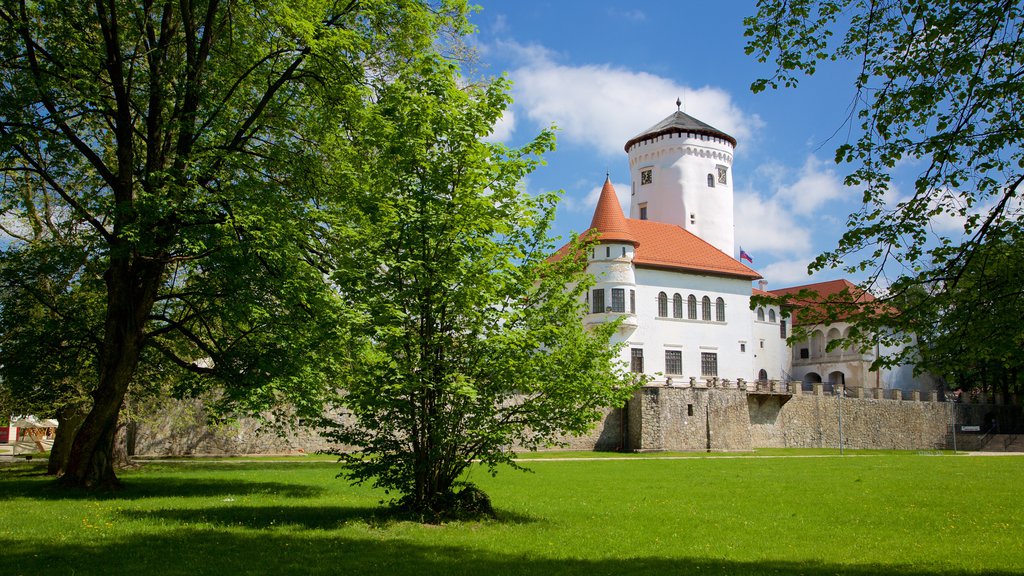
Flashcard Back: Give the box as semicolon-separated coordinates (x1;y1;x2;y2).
717;165;728;185
690;213;696;225
640;168;653;185
707;174;715;188
639;202;648;220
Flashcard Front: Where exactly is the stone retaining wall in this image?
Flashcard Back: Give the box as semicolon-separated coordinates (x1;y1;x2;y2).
618;384;1022;452
129;386;1022;456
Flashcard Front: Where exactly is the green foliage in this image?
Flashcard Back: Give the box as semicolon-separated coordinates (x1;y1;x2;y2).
913;229;1024;393
0;0;475;485
745;1;1024;365
322;58;639;519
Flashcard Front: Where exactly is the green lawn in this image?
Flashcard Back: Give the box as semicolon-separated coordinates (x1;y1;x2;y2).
1;452;1021;575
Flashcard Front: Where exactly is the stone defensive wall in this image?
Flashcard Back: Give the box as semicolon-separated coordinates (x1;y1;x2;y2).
577;380;1023;453
124;383;1020;456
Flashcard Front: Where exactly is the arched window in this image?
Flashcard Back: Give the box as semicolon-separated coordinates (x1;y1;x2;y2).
672;293;683;318
707;173;715;187
811;330;825;358
657;292;668;317
758;369;768;382
701;296;711;321
756;307;765;322
687;295;697;319
769;309;776;323
826;327;842;357
716;297;725;322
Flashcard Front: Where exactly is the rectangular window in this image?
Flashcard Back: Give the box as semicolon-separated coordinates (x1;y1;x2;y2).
799;347;809;359
665;350;682;375
630;348;644;373
611;288;625;313
700;352;718;377
687;404;694;416
780;320;788;339
740;343;746;353
592;289;605;314
640;168;652;185
630;289;636;314
639;203;648;220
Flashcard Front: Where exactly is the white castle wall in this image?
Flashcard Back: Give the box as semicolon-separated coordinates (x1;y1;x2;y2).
628;133;735;255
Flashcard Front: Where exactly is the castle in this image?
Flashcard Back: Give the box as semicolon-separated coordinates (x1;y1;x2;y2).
569;106;927;394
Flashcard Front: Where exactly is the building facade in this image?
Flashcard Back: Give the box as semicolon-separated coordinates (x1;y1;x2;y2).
570;108;926;392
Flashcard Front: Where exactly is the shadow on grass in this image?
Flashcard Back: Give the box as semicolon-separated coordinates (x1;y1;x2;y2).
121;504;539;530
0;529;1014;576
0;464;326;501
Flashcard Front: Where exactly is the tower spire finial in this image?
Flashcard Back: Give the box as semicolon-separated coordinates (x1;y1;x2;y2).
676;96;682;112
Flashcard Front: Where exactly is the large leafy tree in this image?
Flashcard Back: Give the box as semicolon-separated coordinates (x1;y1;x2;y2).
325;58;639;520
0;0;469;489
744;1;1024;363
913;230;1024;395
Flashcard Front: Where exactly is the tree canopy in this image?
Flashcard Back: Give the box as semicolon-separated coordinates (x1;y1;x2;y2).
0;0;471;488
323;58;640;520
745;0;1024;370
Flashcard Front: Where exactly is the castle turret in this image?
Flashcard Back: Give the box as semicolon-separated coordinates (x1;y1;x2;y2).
585;177;638;331
625;105;736;255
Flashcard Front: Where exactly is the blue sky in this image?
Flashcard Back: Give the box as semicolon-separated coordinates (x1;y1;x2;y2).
464;2;912;288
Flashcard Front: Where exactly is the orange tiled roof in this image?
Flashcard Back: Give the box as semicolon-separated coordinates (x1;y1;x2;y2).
769;279;876;326
552;179;759;280
627;219;760;279
589;178;638;246
769;279;873;302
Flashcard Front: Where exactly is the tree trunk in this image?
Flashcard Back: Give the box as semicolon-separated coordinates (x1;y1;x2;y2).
47;402;90;476
58;260;162;489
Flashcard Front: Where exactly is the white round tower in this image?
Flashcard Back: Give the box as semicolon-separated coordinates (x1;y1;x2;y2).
625;105;736;256
584;178;638;332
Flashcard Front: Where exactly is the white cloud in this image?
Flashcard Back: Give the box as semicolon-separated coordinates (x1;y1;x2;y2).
734;190;810;255
735;154;859;285
775;156;847;215
562;180;631;215
757;259;818;285
500;41;763;157
483;109;516;143
608;8;646;22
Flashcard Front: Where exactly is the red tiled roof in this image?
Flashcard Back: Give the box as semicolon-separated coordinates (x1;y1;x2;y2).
768;279;876;326
551;179;760;280
769;279;873;302
627;219;760;279
588;178;638;246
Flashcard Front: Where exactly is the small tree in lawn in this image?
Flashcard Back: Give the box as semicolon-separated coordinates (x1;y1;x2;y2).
326;58;640;519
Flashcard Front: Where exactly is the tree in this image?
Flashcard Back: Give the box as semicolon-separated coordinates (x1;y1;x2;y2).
0;0;469;489
324;58;640;520
913;230;1024;396
744;1;1024;363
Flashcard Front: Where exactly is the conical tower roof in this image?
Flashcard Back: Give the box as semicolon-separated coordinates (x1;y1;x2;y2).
624;110;736;152
589;178;639;246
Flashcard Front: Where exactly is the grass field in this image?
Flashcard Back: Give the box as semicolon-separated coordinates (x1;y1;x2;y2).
1;451;1021;575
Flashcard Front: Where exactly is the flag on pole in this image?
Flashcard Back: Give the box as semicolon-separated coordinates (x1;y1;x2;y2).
739;248;753;263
